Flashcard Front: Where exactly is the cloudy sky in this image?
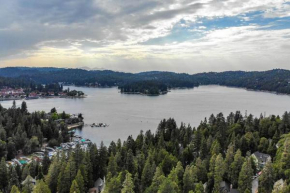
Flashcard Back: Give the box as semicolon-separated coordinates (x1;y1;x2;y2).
0;0;290;73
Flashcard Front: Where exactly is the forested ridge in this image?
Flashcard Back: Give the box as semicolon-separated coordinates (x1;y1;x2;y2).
1;103;290;192
1;67;290;95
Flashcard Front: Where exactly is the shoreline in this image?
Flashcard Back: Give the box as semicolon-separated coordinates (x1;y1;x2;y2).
0;95;87;102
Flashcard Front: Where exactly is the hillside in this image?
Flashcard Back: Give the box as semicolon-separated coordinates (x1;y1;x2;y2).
0;67;290;94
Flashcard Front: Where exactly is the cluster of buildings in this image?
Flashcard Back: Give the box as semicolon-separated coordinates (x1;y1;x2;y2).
0;87;70;101
0;87;25;100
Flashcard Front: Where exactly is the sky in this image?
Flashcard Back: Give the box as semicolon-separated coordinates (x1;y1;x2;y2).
0;0;290;73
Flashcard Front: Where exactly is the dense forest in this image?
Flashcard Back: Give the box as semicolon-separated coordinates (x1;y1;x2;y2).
1;67;290;95
0;76;63;95
1;103;290;192
119;81;168;95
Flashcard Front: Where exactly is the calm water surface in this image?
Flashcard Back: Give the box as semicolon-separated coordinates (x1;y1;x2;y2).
1;85;290;145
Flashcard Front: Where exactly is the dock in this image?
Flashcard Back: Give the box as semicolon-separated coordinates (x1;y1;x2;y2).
67;122;84;130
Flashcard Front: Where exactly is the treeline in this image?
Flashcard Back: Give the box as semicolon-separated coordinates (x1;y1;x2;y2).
194;69;290;94
119;81;168;95
28;83;63;93
0;77;32;89
1;67;290;95
0;101;70;160
0;76;63;95
2;104;290;192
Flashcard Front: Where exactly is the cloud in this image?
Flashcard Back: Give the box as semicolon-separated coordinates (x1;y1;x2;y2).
0;0;290;72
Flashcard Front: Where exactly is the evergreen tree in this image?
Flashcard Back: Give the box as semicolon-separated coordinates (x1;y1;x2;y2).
141;158;155;191
42;151;51;175
213;154;225;193
238;158;254;193
183;165;195;193
108;153;118;176
46;158;60;193
230;149;244;188
75;170;85;193
0;158;8;191
10;185;20;193
157;178;179;193
8;167;19;192
175;161;184;189
70;180;80;193
259;160;274;193
146;167;165;193
121;172;135;193
33;180;51;193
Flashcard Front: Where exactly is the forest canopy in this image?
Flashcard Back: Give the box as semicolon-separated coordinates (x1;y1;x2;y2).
1;103;290;192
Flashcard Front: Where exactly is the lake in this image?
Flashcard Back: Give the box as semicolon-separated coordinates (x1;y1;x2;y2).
1;85;290;145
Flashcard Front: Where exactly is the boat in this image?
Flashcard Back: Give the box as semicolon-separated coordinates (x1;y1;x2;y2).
90;123;109;127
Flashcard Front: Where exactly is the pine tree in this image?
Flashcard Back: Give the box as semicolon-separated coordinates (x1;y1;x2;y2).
46;158;60;193
42;151;51;175
259;160;274;193
213;154;225;193
230;149;244;188
238;158;254;193
183;165;195;193
33;180;51;193
98;142;108;178
75;170;85;193
21;165;30;181
108;153;118;176
70;180;80;193
121;172;135;193
146;167;165;193
157;178;179;193
175;161;184;189
0;158;8;191
194;182;204;193
141;158;155;191
224;144;235;181
8;167;19;192
10;185;20;193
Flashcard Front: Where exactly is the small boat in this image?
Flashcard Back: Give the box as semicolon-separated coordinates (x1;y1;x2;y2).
90;123;109;127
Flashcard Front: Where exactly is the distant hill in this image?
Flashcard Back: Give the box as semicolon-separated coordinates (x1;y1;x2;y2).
0;67;290;94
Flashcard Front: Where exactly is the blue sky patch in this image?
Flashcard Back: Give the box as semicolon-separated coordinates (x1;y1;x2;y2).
142;10;290;45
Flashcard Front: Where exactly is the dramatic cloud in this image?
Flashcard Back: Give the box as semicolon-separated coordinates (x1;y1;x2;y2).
0;0;290;73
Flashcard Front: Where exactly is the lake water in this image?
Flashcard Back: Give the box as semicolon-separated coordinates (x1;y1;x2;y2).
1;85;290;145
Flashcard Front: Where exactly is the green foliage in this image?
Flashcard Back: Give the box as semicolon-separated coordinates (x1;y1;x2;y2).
70;180;80;193
10;185;20;193
33;180;51;193
122;172;135;193
238;158;254;193
259;160;274;193
2;103;290;193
